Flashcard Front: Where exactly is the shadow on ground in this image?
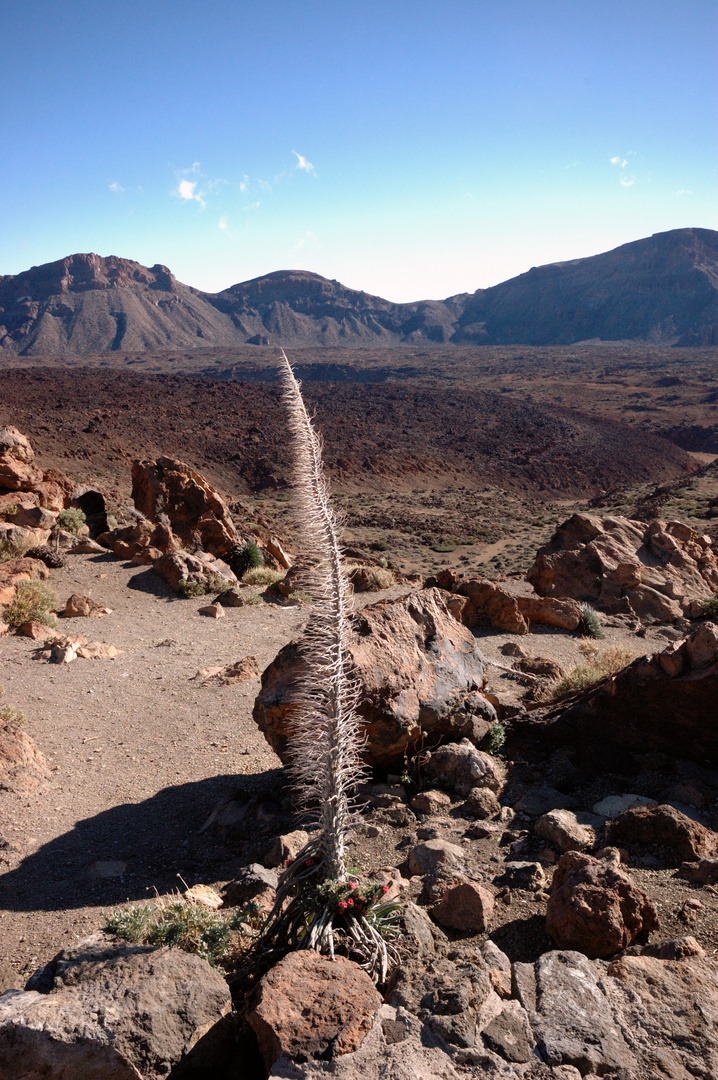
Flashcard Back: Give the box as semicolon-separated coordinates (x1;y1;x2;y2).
0;769;286;914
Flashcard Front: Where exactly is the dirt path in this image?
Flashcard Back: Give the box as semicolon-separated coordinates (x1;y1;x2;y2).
0;551;306;990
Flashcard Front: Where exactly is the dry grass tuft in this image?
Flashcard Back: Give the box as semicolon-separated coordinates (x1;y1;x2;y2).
539;642;638;703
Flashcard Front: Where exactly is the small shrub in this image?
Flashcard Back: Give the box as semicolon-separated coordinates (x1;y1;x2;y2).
0;503;19;519
205;573;230;593
56;507;86;535
177;577;208;598
0;536;35;563
577;602;604;639
700;594;718;619
227;540;264;581
4;580;57;629
541;644;636;703
243;567;284;587
430;539;457;553
105;896;263;969
481;723;506;755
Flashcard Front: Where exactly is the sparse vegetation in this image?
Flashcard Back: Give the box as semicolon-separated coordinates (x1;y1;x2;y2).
4;579;57;629
0;686;26;726
0;535;35;563
243;566;284;586
105;896;264;970
700;593;718;619
481;722;506;754
227;540;264;581
577;602;605;639
56;507;86;534
0;503;19;519
540;643;637;702
177;577;208;598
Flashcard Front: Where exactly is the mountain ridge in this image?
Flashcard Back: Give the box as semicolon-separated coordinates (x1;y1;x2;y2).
1;228;716;356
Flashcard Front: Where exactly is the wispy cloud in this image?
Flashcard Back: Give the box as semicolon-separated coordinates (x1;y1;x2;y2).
257;178;273;193
218;216;228;230
172;162;228;208
610;154;637;188
108;180;124;193
610;156;628;168
675;189;694;196
177;178;205;206
620;176;636;188
293;151;316;175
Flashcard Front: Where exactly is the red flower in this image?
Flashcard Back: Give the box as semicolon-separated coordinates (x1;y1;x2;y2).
338;900;347;910
285;858;292;866
382;884;390;894
346;898;354;906
305;858;314;866
350;881;358;889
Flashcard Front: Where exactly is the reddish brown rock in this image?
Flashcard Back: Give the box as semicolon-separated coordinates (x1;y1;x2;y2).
0;426;43;491
152;550;237;593
248;951;381;1069
457;578;528;634
32;468;76;511
512;622;718;767
546;851;659;958
0;722;49;792
349;565;395;592
606;803;718;862
253;589;490;769
431;881;494;933
19;620;48;640
97;520;154;557
528;512;718;622
515;595;582;631
131;457;239;558
62;594;112;617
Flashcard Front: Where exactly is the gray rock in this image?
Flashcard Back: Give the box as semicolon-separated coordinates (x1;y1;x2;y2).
424;740;506;798
534;810;600;852
222;863;279;906
592;794;655;819
0;936;232;1079
498;862;546;891
463;787;501;820
513;950;635;1075
388;956;492;1050
482;1001;535;1063
481;940;511;973
408;839;465;876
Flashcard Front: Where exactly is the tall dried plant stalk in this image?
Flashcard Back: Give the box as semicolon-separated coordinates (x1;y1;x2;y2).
278;348;364;881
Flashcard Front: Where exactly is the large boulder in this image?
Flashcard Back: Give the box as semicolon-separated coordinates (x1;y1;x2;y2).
0;426;43;491
513;622;718;767
513;949;718;1078
527;512;718;621
0;937;232;1079
152;550;237;593
546;851;659;957
253;589;492;769
606;802;718;862
131;457;239;558
248;951;381;1071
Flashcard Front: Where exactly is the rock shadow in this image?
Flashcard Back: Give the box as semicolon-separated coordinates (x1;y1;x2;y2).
0;769;286;914
125;566;180;600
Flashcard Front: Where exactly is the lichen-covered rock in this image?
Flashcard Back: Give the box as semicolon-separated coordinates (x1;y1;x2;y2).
253;589;490;770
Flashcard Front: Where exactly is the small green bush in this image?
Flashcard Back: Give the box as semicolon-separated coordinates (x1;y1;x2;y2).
540;644;636;703
177;577;208;598
481;723;506;755
700;594;718;619
56;507;86;535
228;540;264;581
0;503;19;520
577;602;604;639
0;536;35;563
4;580;57;628
206;573;230;593
243;566;284;586
105;897;263;969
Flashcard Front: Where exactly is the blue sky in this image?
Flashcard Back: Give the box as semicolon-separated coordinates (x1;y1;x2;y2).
1;1;715;301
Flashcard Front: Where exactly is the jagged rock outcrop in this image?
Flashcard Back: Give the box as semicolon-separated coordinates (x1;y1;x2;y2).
131;457;240;558
253;588;493;769
528;512;718;622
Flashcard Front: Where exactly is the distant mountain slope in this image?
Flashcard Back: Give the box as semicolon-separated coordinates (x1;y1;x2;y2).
454;228;718;347
1;229;716;355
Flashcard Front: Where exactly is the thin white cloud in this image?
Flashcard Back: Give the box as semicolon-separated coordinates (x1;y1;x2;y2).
108;180;124;193
257;178;272;193
675;189;694;196
620;176;636;187
239;175;249;193
176;178;205;206
293;151;316;175
218;216;228;230
610;156;628;168
244;201;261;212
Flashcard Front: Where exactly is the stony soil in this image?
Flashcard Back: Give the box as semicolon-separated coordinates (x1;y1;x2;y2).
2;550;718;997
